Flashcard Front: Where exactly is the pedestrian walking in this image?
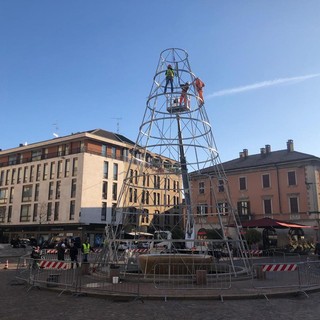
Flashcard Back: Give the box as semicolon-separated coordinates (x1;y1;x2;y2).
69;242;79;268
30;246;41;269
57;239;66;261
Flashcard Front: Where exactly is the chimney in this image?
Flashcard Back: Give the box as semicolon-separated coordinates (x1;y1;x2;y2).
265;144;271;154
287;139;294;152
243;149;248;158
260;147;266;155
239;151;244;158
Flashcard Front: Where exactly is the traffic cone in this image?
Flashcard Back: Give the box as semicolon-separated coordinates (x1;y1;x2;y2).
3;260;9;270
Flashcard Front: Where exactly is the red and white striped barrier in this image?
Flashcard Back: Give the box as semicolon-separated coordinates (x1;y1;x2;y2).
39;260;68;269
129;249;149;253
43;249;70;254
262;264;297;272
45;249;58;254
245;250;263;256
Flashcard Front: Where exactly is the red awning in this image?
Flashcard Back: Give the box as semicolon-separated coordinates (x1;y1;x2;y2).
240;217;312;229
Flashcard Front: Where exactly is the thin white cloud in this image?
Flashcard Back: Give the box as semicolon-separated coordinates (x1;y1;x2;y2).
207;73;320;98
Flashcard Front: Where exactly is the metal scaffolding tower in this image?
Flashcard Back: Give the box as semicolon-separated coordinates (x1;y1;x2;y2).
108;48;251;275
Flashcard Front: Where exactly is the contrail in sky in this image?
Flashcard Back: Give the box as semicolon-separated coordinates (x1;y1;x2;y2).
207;73;320;98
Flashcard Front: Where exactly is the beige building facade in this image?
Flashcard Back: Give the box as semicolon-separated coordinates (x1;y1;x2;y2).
0;129;182;245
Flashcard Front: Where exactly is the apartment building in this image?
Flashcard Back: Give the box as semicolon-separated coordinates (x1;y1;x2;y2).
190;140;320;239
0;129;182;244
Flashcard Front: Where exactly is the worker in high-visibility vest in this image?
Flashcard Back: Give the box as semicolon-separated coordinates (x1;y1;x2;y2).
81;239;93;262
164;64;174;94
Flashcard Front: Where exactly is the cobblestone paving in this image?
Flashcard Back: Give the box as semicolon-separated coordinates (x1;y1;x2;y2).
1;244;320;320
1;269;320;320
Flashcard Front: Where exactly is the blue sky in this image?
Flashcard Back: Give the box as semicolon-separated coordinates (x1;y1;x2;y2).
1;1;319;162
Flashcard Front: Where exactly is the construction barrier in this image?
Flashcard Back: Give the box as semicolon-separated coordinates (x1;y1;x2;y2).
252;261;320;292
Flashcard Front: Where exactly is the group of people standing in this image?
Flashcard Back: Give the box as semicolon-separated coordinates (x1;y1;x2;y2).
163;64;205;106
31;238;93;269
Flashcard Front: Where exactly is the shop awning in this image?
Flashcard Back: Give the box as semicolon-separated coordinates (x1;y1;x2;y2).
240;217;313;229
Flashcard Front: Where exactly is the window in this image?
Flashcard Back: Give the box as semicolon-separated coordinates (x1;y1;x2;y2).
111;147;116;159
17;168;22;183
101;203;107;221
56;181;61;199
102;144;107;156
263;199;272;214
112;183;117;201
199;182;205;194
33;204;38;222
113;163;118;181
29;165;34;182
69;200;75;220
134;188;137;202
54;202;59;221
262;174;270;188
8;155;17;165
9;187;14;203
0;171;4;186
48;182;54;200
129;188;133;202
153;192;156;205
22;185;32;202
288;171;296;186
218;179;225;192
31;185;38;203
0;206;5;222
134;170;138;184
71;179;77;198
47;202;52;221
141;209;149;224
102;181;108;199
11;169;16;184
5;170;10;185
103;162;109;179
197;204;208;215
289;196;299;213
0;188;8;204
32;150;42;161
237;201;250;215
72;158;78;176
239;177;247;190
57;161;62;179
23;167;28;183
20;205;31;222
7;206;12;222
43;163;48;180
36;165;41;181
65;159;70;177
50;162;55;179
217;202;229;215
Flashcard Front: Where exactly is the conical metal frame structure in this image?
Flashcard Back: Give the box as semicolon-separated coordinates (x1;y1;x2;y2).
113;48;251;275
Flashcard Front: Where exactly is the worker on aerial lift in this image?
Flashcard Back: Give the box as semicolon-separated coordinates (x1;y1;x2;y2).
195;77;205;105
179;82;190;106
164;64;174;93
